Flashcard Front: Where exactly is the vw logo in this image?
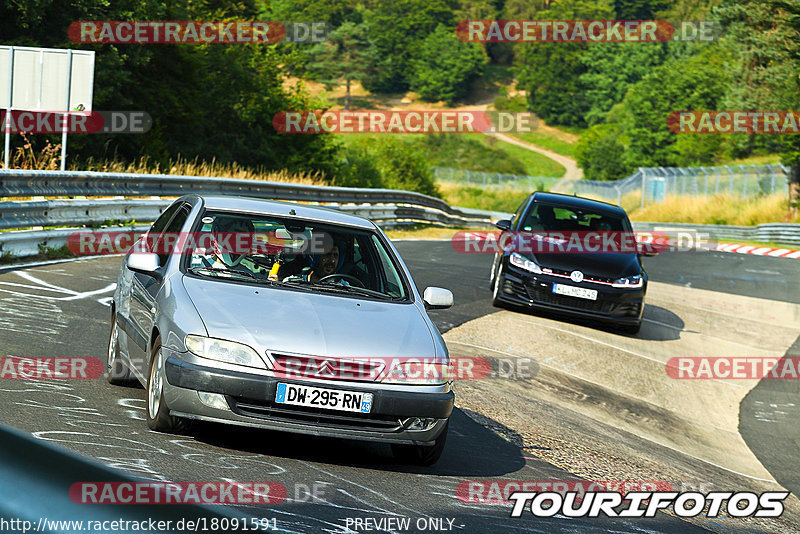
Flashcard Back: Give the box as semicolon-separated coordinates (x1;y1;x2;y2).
570;270;584;283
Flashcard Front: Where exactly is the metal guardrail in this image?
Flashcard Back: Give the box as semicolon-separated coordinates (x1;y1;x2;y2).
0;169;498;257
632;222;800;247
0;168;487;218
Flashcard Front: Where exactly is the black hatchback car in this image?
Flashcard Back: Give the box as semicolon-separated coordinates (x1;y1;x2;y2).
489;192;647;334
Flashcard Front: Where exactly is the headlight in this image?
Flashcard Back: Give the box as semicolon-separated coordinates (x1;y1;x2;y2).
185;335;266;369
382;359;451;385
509;252;542;274
612;274;643;288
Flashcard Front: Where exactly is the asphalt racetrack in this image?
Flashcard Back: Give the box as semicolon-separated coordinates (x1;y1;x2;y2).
0;241;798;533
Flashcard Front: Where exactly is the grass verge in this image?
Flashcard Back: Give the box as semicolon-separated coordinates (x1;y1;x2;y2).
438;183;531;214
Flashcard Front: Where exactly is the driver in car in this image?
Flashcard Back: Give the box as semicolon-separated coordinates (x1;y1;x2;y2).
203;215;270;277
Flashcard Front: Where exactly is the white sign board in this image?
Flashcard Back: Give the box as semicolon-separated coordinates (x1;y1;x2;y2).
1;46;95;169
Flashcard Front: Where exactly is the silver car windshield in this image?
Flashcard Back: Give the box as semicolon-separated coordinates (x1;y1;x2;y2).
184;210;409;301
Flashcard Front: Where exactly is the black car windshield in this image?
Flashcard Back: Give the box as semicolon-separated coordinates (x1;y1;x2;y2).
520;203;627;232
184;210;408;300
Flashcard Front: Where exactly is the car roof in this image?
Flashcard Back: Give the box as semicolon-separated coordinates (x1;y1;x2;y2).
529;192;627;216
186;195;377;230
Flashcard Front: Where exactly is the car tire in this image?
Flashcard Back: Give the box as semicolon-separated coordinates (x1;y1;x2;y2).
491;265;506;308
391;421;449;466
106;312;133;385
146;337;186;433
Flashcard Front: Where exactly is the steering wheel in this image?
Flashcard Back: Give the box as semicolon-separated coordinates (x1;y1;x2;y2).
318;273;365;288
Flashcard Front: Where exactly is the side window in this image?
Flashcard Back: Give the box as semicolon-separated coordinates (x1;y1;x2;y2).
511;199;529;229
146;202;181;251
370;235;405;298
156;204;191;265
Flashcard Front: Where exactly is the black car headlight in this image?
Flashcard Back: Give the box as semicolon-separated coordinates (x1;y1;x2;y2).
611;274;643;288
509;252;542;274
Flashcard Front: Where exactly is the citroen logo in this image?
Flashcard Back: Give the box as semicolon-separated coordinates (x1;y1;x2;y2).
318;359;337;376
570;270;584;283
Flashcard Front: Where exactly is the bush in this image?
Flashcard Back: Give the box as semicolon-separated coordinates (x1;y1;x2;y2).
575;124;634;181
332;137;439;197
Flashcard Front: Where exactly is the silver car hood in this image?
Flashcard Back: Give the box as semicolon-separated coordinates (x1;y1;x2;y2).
182;276;436;359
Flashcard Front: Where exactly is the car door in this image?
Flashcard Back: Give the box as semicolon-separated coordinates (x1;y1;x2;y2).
129;202;191;371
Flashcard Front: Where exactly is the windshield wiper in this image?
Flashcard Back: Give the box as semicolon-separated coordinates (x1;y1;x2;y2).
187;266;262;281
307;282;397;300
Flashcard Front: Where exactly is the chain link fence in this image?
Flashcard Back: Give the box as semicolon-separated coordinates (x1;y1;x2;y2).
432;167;562;191
566;164;790;207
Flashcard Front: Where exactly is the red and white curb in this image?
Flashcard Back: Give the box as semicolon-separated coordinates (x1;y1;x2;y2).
714;243;800;259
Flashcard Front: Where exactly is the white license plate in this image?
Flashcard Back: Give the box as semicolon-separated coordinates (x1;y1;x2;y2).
275;383;373;413
553;283;598;301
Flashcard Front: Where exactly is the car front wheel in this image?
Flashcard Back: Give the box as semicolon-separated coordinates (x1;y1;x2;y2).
146;337;186;433
491;265;506;308
107;312;133;385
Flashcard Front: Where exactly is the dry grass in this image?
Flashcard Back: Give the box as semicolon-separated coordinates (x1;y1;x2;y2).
438;182;530;214
628;193;799;226
80;155;326;185
384;225;471;240
2;133;63;170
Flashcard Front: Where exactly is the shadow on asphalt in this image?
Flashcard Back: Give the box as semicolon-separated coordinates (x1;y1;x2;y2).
499;302;685;342
188;408;526;477
739;333;800;495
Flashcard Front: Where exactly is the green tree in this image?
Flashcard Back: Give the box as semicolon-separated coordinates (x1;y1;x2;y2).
514;0;615;127
575;123;634;180
613;0;668;18
371;138;440;197
410;24;488;104
306;22;377;110
716;0;800;210
615;46;734;167
579;43;667;125
361;0;455;93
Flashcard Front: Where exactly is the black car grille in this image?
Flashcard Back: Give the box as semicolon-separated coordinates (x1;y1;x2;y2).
543;267;614;285
227;396;405;433
270;353;384;381
526;284;613;313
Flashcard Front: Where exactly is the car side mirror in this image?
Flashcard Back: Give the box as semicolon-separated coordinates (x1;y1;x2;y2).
495;219;512;231
127;253;162;279
423;287;454;310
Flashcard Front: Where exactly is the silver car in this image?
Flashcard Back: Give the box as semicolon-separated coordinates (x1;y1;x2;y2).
108;195;455;465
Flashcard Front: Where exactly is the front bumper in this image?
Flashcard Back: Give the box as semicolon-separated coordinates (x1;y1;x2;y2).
162;356;454;446
496;266;645;326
